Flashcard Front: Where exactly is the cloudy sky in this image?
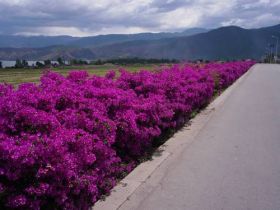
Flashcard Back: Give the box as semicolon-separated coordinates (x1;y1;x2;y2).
0;0;279;36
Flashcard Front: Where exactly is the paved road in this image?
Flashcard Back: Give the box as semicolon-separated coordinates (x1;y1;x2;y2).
119;64;280;210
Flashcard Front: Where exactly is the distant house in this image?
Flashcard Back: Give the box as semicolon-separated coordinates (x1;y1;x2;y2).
51;61;59;67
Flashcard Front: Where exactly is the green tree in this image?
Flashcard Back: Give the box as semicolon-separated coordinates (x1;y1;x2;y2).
44;60;51;66
96;59;104;65
36;61;44;68
57;57;64;65
22;60;29;67
70;59;78;65
0;61;2;69
15;59;23;68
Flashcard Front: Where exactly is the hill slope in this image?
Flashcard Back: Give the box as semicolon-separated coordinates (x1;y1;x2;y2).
0;28;208;49
91;24;280;60
0;24;279;60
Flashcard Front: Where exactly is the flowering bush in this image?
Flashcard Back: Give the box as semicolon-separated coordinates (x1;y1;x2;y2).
0;61;255;209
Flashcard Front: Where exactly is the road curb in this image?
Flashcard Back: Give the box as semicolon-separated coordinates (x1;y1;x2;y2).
92;65;256;210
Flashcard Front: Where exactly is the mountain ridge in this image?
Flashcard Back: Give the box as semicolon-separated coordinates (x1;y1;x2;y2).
0;28;209;49
0;24;279;60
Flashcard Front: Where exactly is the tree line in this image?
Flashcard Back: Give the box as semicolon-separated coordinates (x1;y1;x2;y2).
0;57;179;69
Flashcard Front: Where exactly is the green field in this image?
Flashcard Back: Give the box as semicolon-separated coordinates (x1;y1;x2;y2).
0;64;158;85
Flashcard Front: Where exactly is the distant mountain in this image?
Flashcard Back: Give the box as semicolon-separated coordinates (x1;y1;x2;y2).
180;28;210;36
0;46;96;60
0;28;207;49
0;35;78;48
69;33;176;48
90;24;280;60
0;24;279;60
69;29;210;48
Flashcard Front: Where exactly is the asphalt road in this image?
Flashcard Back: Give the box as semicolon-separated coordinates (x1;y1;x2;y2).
119;64;280;210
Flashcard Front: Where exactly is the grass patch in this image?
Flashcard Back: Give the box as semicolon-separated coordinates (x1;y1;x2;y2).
0;64;157;85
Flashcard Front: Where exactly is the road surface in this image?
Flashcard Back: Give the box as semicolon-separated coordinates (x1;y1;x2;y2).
119;64;280;210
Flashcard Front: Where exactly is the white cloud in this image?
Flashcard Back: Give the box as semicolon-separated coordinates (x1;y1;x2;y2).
15;26;92;37
0;0;279;36
159;7;202;30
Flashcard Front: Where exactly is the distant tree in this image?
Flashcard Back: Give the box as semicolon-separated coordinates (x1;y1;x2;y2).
70;59;77;65
44;60;51;66
36;61;44;68
94;59;103;65
15;59;23;68
80;60;88;65
22;60;29;68
14;59;30;68
0;61;2;69
70;59;87;65
57;57;64;65
77;59;88;65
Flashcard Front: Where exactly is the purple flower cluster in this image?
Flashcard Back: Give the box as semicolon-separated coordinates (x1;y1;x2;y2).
0;61;255;209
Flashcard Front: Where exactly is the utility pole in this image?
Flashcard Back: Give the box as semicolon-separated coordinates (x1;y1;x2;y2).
267;43;272;63
270;45;273;63
265;47;270;63
272;35;279;63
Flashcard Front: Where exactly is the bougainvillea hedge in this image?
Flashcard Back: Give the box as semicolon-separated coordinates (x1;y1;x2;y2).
0;61;255;209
